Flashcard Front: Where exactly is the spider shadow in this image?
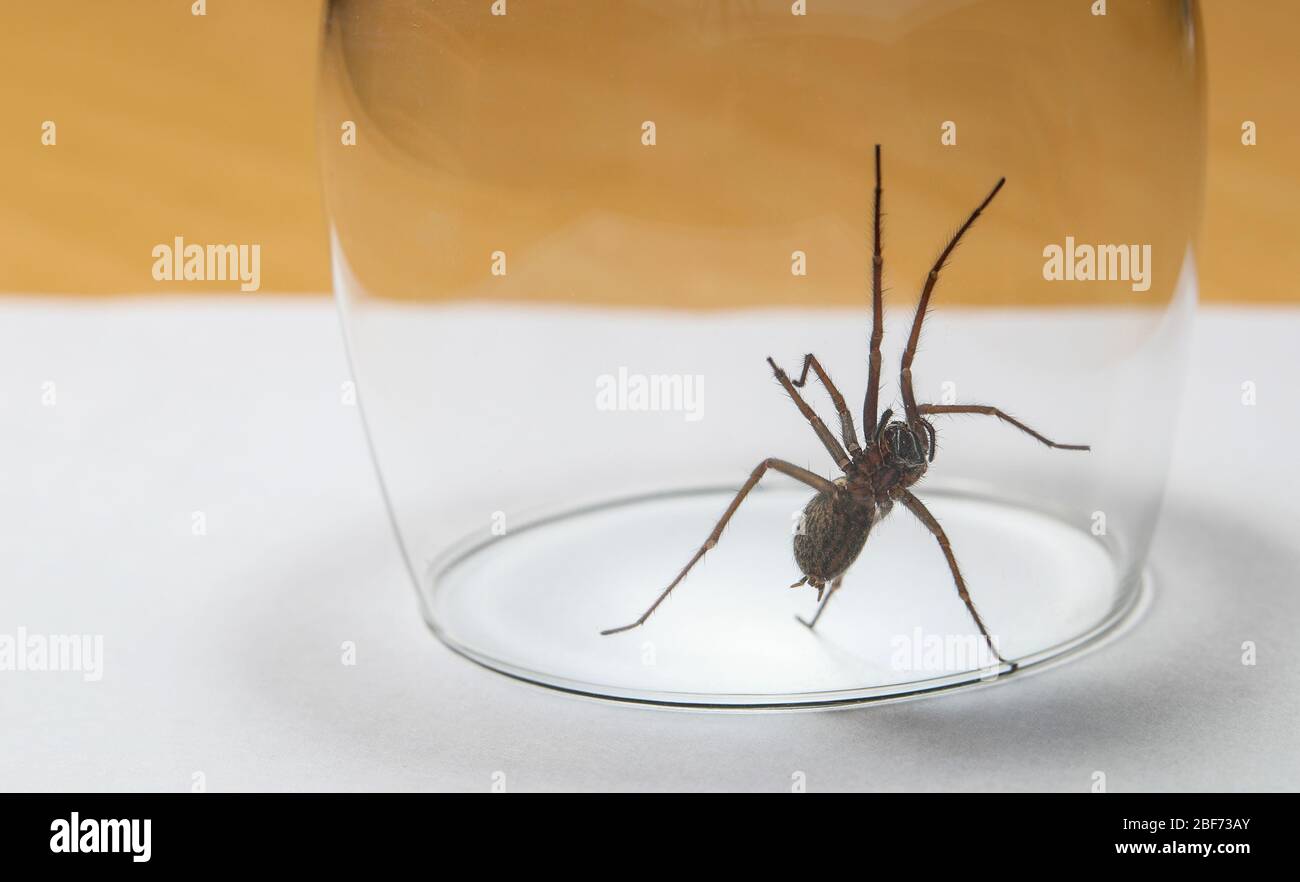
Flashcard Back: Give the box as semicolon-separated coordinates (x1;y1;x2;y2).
225;494;1298;791
821;498;1300;781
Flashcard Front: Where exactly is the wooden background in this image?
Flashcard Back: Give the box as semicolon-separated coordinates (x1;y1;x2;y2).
0;0;1293;302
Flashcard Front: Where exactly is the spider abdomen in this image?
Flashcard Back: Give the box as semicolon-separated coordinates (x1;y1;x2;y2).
793;484;876;585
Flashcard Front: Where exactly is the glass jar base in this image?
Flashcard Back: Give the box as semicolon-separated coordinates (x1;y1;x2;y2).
422;486;1143;710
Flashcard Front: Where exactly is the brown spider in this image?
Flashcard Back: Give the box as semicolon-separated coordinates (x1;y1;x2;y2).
602;146;1088;670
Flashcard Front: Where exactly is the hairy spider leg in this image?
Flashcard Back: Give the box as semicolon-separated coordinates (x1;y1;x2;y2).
767;357;852;471
899;490;1014;670
918;404;1089;451
863;144;886;441
792;353;861;456
797;574;844;630
601;459;837;635
899;177;1006;427
920;417;938;461
874;408;893;446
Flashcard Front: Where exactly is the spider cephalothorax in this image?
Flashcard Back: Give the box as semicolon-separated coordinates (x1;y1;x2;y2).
879;416;934;468
853;410;935;498
603;146;1089;671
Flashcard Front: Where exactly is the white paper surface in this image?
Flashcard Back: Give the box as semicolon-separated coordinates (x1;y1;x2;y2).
0;298;1295;792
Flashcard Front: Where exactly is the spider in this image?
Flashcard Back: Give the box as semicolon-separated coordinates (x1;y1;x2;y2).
601;145;1089;670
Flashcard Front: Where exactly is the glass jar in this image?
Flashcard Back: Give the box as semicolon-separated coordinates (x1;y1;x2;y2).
317;0;1204;707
